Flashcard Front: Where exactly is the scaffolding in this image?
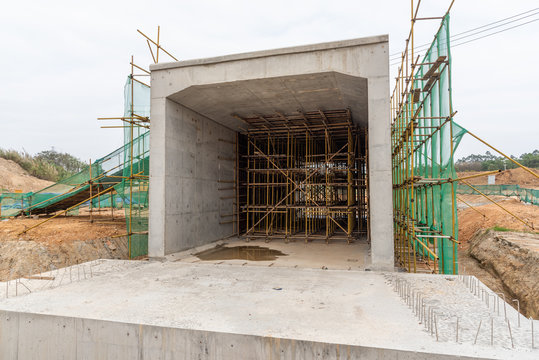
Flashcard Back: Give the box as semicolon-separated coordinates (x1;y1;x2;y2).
390;1;538;274
97;26;176;258
235;109;368;243
391;1;462;274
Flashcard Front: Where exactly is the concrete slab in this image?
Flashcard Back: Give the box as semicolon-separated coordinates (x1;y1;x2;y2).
0;260;536;359
167;237;372;270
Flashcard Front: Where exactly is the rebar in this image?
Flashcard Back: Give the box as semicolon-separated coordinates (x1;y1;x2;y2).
507;319;514;348
512;299;520;327
496;293;507;320
490;317;494;346
474;319;482;345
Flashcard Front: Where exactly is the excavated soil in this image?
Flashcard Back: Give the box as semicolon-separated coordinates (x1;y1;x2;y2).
457;167;539;189
0;211;128;281
467;229;539;318
0;157;53;192
457;195;539;318
458;195;538;244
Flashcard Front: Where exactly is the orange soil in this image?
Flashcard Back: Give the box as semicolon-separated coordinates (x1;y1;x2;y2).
0;209;126;244
457;167;539;189
458;195;538;247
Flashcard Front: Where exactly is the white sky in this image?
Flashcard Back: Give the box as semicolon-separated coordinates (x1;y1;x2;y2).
1;0;537;162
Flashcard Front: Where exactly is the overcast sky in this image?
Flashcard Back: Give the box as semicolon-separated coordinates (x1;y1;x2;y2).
1;0;537;162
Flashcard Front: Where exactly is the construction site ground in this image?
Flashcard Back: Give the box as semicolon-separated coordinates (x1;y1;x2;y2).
457;167;539;189
1;167;538;316
0;209;128;281
457;192;539;318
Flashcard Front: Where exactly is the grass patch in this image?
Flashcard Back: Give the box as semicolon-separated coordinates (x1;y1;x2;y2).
491;225;513;232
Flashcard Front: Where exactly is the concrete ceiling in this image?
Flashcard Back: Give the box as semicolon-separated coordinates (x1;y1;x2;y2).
168;71;368;131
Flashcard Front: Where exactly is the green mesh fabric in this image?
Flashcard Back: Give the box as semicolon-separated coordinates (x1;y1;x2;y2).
393;15;467;274
0;135;149;217
113;76;150;258
0;192;31;218
0;76;149;258
457;184;539;206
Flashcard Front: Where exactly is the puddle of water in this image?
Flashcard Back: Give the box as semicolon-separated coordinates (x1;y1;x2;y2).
195;245;286;261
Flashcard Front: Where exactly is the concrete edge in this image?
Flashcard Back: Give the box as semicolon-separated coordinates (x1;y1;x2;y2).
0;309;494;359
150;34;389;71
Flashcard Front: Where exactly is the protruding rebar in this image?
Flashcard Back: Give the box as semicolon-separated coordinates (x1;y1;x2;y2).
512;299;520;327
490;317;494;346
496;293;507;320
531;317;535;349
474;319;482;345
434;314;439;341
507;319;514;348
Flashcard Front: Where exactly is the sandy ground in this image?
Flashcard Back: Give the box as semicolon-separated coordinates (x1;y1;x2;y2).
0;157;53;192
0;209;126;243
457;194;539;317
457;167;539;189
457;195;538;244
0;209;128;281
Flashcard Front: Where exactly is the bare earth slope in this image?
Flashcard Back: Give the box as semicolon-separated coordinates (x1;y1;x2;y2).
0;213;128;281
458;167;539;189
468;229;539;318
0;157;53;192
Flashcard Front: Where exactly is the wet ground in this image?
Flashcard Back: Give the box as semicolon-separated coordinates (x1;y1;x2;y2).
195;245;286;261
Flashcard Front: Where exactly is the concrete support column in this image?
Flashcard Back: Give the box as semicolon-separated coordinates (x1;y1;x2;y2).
367;77;394;270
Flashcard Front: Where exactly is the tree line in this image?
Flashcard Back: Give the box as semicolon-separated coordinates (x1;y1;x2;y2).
455;150;539;171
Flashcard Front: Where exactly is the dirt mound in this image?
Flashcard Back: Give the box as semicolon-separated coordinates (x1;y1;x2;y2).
467;229;539;318
0;212;126;243
456;195;539;318
458;167;539;189
0;212;128;281
457;195;538;244
0;157;53;192
0;236;129;281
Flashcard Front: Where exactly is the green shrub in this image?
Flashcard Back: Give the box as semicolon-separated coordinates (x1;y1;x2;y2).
0;148;86;182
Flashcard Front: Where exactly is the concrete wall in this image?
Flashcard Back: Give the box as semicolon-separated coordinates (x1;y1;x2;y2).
0;310;485;359
149;101;235;256
150;36;394;268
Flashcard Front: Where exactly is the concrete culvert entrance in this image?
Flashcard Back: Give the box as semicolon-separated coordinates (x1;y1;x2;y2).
149;36;393;269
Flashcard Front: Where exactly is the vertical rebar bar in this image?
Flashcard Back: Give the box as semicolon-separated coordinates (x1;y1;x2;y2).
474;319;482;345
507;319;514;348
512;299;520;327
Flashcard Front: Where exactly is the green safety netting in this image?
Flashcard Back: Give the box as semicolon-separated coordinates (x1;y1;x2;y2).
393;14;467;274
457;184;539;206
112;76;150;258
0;76;150;258
0;133;148;217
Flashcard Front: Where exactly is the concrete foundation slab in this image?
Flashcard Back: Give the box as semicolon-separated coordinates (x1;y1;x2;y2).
167;237;372;270
0;260;536;359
